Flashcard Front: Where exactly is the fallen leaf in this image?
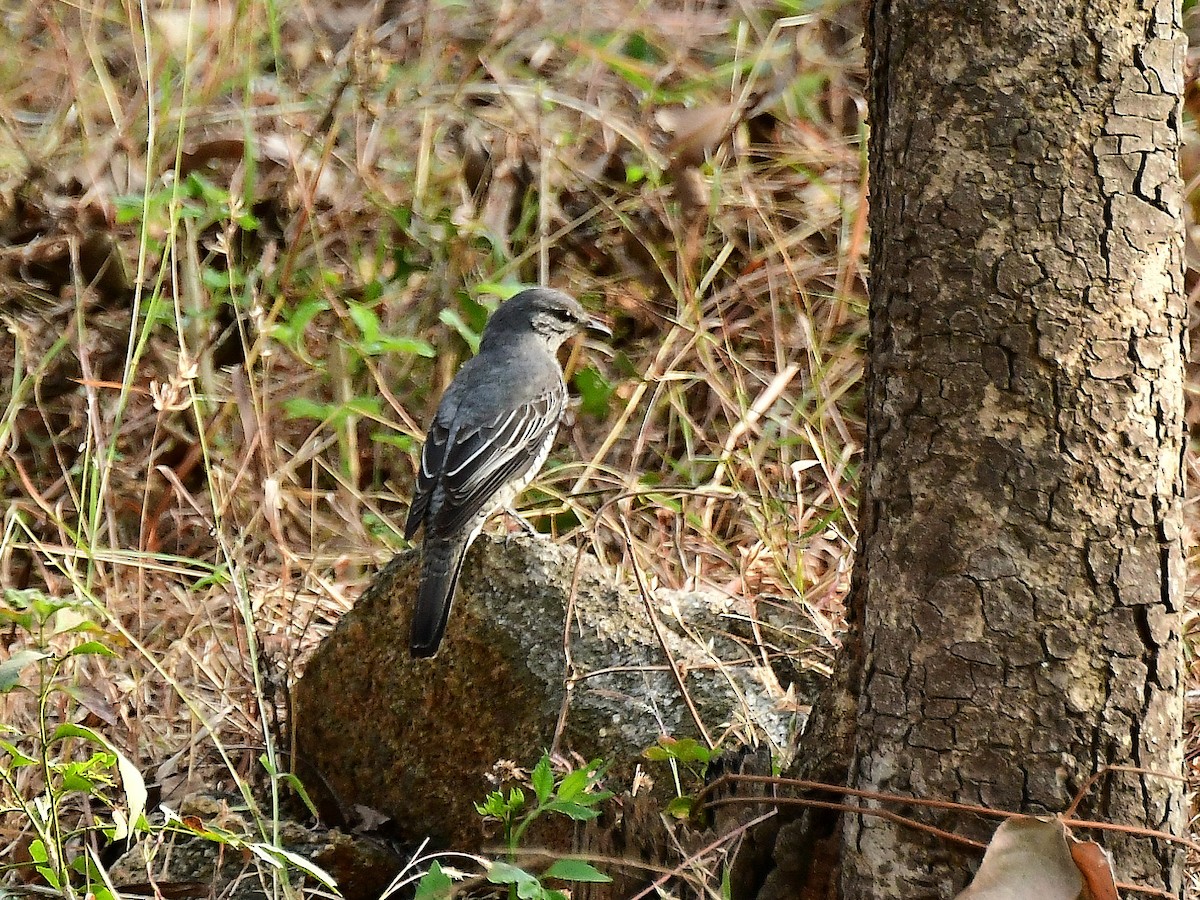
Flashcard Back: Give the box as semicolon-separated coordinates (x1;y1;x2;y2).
657;103;742;170
1067;835;1119;900
955;816;1083;900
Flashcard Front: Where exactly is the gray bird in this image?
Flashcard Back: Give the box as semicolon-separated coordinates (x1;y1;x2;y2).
404;288;611;657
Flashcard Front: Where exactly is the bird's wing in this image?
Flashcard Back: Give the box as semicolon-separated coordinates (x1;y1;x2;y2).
404;416;449;539
410;386;565;540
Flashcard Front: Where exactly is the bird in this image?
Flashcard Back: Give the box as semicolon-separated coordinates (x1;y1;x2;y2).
404;287;611;658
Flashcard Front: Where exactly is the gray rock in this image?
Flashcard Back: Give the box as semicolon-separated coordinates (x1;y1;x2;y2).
294;533;798;850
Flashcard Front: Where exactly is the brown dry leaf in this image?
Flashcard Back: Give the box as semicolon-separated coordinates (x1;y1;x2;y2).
656;100;763;228
476;133;532;253
350;804;391;833
151;7;236;54
259;133;337;200
673;164;709;223
177;139;251;176
739;540;790;598
1067;836;1119;900
65;683;120;729
453;121;494;197
656;103;742;170
955;816;1083;900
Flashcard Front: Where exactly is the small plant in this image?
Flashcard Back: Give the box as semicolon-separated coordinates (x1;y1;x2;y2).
414;753;613;900
643;736;715;818
0;589;338;897
0;589;146;900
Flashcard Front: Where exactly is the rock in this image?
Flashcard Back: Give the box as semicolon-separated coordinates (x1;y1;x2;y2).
294;533;797;851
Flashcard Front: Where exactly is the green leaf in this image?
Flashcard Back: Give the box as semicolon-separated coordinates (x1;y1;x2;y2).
0;649;49;692
531;755;554;805
282;397;334;421
572;366;613;418
644;737;712;765
184;172;230;207
508;786;525;810
672;738;713;764
543;800;601;821
473;281;524;302
622;31;662;64
29;840;61;888
67;641;116;659
476;790;509;817
555;761;609;803
487;860;539;889
543;859;611;883
439;308;481;353
272;297;329;345
115;196;145;224
280;771;321;819
49;722;106;745
372;335;437;357
370;431;417;452
343;396;384;419
51;607;97;635
28;839;48;864
75;853;118;900
2;587;41;609
270;846;338;888
348;302;381;344
415;861;454;899
31;594;71;623
192;567;231;590
283;396;383;426
62;769;99;792
0;608;34;630
201;266;236;291
665;795;695;819
591;38;656;93
36;866;61;890
69;852;101;881
0;738;36;767
555;767;589;802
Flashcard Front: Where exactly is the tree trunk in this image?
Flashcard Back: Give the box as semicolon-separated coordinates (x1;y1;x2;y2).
840;1;1188;896
735;4;1188;896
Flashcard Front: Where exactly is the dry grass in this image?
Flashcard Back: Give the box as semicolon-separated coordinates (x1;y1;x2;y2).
0;0;1196;896
0;0;868;889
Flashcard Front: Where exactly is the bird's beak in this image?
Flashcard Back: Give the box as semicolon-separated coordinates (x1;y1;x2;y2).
585;316;613;340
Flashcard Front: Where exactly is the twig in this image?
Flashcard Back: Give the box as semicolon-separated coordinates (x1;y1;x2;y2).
619;517;713;749
698;773;1200;854
625;809;779;900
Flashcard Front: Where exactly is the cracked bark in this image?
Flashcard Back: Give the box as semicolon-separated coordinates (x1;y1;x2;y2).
744;2;1186;898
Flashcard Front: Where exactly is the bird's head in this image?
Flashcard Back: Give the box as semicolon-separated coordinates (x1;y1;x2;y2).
480;288;611;352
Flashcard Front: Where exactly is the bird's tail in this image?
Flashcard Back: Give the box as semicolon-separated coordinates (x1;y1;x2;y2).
410;538;469;657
